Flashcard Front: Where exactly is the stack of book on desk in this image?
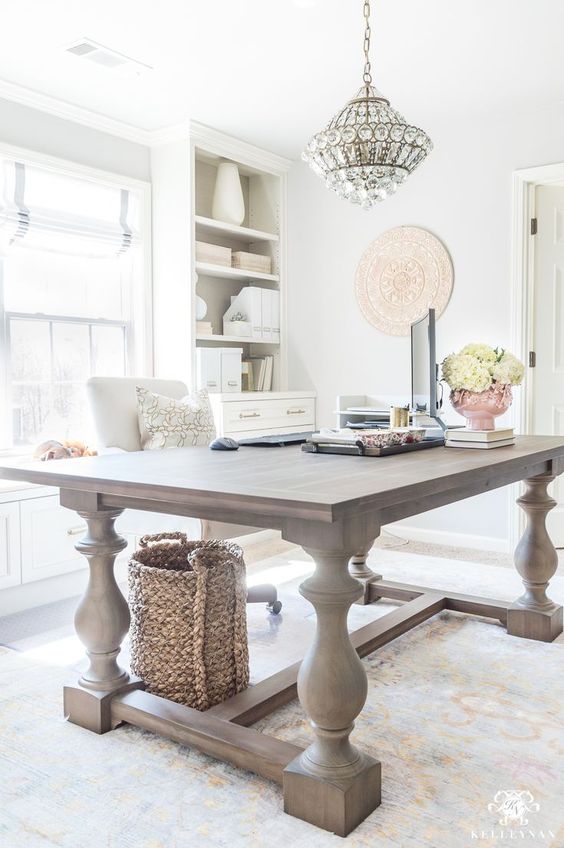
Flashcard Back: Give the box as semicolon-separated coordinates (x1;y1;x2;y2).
445;428;515;449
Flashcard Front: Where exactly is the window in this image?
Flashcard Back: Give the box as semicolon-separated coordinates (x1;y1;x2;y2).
0;153;149;450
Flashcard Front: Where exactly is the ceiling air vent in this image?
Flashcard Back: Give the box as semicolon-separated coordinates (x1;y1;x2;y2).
64;39;152;74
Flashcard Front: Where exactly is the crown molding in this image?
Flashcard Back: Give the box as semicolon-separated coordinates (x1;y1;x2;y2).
0;78;294;170
0;77;155;146
189;120;292;173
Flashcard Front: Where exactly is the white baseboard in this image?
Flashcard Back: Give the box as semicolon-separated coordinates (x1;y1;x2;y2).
385;523;511;555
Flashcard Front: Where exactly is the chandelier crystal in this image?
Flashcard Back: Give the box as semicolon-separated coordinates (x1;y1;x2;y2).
302;1;433;208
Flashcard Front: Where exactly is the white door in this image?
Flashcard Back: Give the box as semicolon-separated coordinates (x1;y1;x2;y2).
532;184;564;545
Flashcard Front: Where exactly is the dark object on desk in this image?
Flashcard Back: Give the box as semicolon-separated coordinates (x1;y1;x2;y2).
209;437;239;451
302;436;445;457
238;431;313;447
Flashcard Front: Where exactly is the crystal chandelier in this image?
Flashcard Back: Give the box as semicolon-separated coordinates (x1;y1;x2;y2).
302;0;433;208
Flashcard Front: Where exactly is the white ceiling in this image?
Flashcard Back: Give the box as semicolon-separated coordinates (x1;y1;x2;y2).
0;0;563;158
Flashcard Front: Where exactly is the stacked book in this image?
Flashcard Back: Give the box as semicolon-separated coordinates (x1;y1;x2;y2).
196;321;213;335
445;427;515;449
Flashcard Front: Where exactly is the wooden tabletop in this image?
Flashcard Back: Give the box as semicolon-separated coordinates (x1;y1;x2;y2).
1;436;564;525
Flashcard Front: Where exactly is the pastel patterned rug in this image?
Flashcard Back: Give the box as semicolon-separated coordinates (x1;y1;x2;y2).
1;557;564;847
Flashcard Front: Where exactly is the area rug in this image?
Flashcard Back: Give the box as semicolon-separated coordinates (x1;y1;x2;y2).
1;553;564;847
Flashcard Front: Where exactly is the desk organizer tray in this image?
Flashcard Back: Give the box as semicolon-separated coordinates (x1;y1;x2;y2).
302;437;445;457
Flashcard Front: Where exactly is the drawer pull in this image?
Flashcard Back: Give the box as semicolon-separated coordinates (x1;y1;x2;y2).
239;411;261;419
67;525;86;537
227;381;238;387
287;408;306;415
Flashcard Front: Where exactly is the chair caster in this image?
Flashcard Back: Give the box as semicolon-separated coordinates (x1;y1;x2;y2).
267;600;282;615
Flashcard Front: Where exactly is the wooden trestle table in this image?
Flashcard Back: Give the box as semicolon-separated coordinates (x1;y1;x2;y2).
1;436;563;836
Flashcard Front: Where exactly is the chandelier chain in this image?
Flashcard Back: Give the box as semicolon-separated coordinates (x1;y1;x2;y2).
363;0;372;86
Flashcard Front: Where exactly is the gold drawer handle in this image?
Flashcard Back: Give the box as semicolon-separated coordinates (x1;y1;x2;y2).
287;408;306;415
239;411;261;419
67;525;86;536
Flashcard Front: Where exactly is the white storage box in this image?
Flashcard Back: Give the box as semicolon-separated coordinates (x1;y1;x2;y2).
196;241;232;267
232;251;272;274
197;347;243;394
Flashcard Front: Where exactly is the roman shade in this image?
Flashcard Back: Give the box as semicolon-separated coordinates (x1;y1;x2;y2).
0;159;140;256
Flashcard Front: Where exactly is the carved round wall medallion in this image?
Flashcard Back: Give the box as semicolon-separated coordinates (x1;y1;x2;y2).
354;227;453;336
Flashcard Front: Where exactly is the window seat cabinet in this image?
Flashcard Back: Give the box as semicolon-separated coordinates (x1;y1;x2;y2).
0;484;136;615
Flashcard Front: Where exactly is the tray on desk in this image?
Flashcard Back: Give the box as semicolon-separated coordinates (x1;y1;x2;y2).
302;437;445;457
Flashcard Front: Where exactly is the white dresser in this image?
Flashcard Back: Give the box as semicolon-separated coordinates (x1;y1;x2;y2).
209;391;316;439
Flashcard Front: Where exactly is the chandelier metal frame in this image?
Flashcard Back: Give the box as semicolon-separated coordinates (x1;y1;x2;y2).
302;0;433;208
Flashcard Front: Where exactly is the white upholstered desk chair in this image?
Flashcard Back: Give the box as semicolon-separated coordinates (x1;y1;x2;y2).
86;376;281;612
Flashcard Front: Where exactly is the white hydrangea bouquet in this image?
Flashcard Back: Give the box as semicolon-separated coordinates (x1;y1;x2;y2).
441;343;524;430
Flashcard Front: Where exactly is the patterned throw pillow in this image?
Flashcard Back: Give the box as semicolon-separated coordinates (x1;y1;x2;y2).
136;387;216;450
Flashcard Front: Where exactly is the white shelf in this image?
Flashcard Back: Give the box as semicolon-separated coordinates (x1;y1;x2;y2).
196;334;280;345
195;261;279;283
195;215;279;243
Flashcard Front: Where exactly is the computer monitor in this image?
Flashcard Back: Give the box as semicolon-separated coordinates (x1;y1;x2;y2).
411;308;446;430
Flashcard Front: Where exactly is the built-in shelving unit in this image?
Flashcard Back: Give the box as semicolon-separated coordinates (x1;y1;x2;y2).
191;125;290;392
150;122;291;394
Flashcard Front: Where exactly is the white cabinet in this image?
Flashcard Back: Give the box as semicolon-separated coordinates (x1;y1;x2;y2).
0;502;21;590
209;391;316;439
20;496;88;583
0;486;138;614
19;495;136;584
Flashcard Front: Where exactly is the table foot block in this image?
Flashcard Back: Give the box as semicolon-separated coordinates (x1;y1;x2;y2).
506;604;563;642
63;677;144;734
353;575;383;606
283;754;381;837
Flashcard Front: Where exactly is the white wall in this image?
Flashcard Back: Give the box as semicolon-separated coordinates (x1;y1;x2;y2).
286;104;564;551
0;97;150;180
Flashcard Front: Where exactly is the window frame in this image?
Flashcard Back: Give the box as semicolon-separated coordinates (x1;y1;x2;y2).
0;142;153;455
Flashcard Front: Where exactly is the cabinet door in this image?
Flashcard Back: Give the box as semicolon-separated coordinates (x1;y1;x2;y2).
0;502;21;590
20;496;88;582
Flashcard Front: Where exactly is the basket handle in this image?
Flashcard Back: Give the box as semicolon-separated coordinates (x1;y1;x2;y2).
138;531;189;548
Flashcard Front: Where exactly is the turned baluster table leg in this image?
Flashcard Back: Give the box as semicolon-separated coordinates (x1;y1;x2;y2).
63;507;142;732
283;547;381;836
349;537;382;604
507;474;564;642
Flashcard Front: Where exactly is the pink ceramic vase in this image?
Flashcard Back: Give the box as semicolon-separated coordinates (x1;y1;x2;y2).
450;384;513;431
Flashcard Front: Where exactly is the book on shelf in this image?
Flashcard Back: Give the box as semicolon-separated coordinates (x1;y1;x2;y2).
444;427;514;442
196;321;213;335
248;355;273;391
241;360;254;392
445;437;515;449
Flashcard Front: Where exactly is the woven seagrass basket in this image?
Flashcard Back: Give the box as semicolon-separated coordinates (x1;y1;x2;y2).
128;532;249;710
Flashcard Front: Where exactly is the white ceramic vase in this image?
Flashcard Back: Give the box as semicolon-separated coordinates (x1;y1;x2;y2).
212;162;245;226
